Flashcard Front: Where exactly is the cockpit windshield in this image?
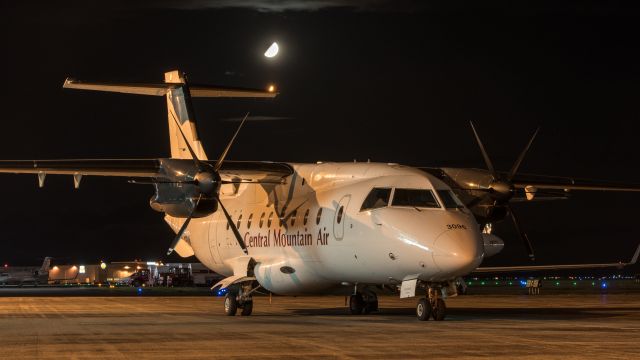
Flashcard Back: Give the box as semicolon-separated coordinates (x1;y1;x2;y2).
361;187;392;211
436;190;465;209
392;189;440;208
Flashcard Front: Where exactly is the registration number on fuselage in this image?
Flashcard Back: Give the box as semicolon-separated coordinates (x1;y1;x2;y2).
447;224;467;230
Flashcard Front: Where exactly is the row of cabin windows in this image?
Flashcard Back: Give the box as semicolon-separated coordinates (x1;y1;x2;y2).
227;207;324;230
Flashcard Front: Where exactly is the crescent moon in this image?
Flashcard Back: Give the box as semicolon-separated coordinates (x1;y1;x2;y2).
264;42;279;58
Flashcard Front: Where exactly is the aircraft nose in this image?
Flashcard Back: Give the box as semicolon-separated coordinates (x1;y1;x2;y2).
433;227;484;277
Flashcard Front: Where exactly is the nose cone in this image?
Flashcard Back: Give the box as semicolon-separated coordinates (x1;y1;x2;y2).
433;228;484;277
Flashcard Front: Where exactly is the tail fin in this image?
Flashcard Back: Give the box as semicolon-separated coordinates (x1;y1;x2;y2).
40;257;52;273
63;70;277;159
164;71;207;160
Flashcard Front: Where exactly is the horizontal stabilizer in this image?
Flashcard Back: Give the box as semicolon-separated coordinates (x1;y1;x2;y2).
63;78;277;98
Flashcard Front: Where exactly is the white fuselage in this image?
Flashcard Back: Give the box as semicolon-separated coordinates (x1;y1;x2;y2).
181;162;484;295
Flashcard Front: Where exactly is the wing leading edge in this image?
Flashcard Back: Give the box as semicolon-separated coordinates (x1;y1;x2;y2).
0;159;293;183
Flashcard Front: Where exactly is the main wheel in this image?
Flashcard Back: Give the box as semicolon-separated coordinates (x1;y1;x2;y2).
431;298;446;321
416;298;431;321
349;294;364;315
363;297;378;314
240;301;253;316
224;293;238;316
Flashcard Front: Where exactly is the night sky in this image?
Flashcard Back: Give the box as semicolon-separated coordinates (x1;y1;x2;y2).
1;0;640;270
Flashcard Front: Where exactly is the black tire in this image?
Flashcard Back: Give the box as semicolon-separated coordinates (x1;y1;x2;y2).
432;298;446;321
241;301;253;316
349;294;364;315
363;298;378;314
416;298;431;321
224;293;238;316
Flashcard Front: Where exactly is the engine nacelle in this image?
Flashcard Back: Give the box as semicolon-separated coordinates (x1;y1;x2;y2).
482;233;505;258
149;183;217;218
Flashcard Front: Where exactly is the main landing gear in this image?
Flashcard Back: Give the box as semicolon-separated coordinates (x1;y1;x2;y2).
224;282;258;316
349;291;379;315
416;287;447;321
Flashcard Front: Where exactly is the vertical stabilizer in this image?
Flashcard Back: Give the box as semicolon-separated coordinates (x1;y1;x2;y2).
164;71;208;160
40;257;52;273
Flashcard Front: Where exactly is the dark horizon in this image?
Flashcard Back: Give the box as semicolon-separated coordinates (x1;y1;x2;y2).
1;1;640;270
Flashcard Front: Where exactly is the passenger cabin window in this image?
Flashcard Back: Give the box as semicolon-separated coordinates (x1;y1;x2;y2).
247;214;253;229
437;190;465;209
361;187;392;211
392;189;440;208
303;209;310;225
336;206;344;224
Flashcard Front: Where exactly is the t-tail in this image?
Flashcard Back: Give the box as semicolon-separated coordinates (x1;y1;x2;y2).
63;70;276;160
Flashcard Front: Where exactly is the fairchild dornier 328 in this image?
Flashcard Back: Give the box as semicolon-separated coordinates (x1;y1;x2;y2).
0;70;638;321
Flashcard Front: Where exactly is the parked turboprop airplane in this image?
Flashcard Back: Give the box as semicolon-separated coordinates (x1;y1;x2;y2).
0;257;52;286
0;71;638;320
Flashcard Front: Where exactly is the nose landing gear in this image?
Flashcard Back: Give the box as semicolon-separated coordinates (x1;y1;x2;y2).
416;287;447;321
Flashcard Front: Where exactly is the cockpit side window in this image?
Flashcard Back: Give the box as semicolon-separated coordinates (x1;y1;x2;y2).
361;187;392;211
437;190;465;209
392;189;440;208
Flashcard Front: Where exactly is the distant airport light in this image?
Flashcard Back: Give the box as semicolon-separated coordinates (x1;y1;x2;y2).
136;266;141;270
268;85;275;93
146;262;158;266
79;265;85;274
124;265;130;270
3;264;7;268
100;262;107;270
52;266;59;271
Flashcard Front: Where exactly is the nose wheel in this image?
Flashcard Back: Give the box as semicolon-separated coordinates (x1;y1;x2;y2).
416;287;447;321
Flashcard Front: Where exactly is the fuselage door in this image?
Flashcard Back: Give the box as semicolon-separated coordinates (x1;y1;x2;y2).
334;195;351;240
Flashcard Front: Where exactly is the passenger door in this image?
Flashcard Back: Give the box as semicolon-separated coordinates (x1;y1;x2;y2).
333;195;351;240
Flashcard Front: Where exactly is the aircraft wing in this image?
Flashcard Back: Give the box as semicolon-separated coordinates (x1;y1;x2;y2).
510;172;640;192
0;159;293;183
472;244;640;273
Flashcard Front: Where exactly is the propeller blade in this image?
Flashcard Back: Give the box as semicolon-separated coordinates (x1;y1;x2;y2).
169;109;202;168
470;121;498;179
508;127;540;180
216;196;249;255
167;194;202;256
507;205;535;261
215;112;250;171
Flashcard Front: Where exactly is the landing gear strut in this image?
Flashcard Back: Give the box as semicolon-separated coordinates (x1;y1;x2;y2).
223;282;258;316
416;287;447;321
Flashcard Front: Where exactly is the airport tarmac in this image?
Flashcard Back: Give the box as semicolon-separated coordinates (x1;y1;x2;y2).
0;293;639;359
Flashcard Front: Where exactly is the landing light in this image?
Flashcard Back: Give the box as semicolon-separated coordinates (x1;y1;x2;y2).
268;85;276;93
